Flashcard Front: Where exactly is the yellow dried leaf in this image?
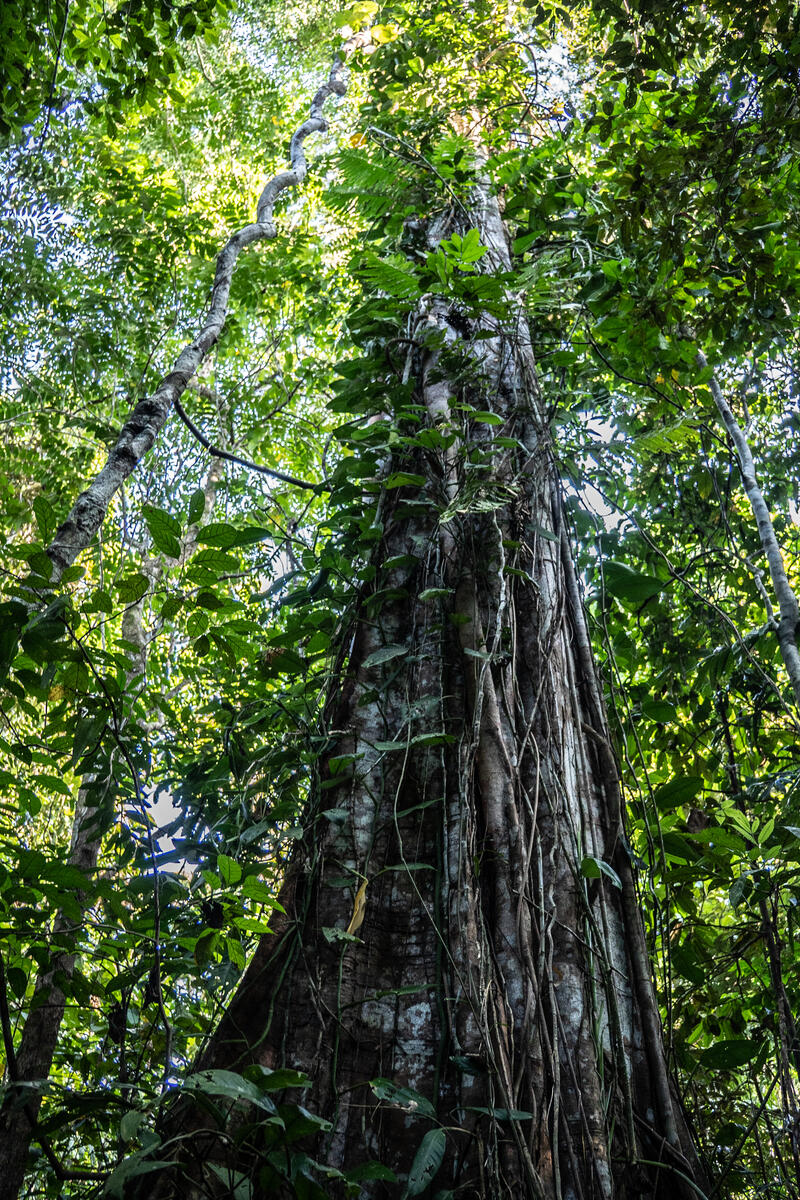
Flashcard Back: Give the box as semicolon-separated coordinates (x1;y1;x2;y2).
346;879;368;935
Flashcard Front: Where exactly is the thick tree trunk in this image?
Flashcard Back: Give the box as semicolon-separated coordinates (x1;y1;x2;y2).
148;193;707;1199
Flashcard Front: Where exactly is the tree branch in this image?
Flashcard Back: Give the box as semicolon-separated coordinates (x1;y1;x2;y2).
46;49;352;582
0;947;19;1080
173;396;326;491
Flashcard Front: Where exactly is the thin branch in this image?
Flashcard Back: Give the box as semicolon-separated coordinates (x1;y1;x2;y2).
173;396;327;491
584;325;682;413
365;126;470;216
37;0;70;153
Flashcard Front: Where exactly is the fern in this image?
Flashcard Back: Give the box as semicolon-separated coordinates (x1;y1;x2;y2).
439;479;519;523
325;150;400;220
635;420;700;454
358;253;421;301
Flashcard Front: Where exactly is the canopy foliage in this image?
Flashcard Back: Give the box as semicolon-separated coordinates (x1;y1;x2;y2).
1;0;800;1195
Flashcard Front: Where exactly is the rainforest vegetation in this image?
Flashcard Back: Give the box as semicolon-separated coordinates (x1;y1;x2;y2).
1;0;800;1197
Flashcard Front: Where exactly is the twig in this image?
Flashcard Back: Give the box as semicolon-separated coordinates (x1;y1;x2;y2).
37;0;70;153
173;396;327;491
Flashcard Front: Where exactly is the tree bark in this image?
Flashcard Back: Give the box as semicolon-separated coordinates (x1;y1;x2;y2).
149;189;707;1199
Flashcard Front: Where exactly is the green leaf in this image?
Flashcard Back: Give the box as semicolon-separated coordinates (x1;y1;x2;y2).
193;928;219;965
32;495;57;544
191;548;240;576
580;856;622;889
6;967;27;1000
601;562;664;603
41;862;93;891
197;523;270;550
217;854;242;886
458;228;488;262
90;588;114;614
362;645;406;669
652;776;702;812
181;1069;278;1113
193;634;210;657
243;1064;311;1091
241;877;276;904
196;590;226;610
700;1039;760;1071
102;1150;174;1198
142;504;182;558
26;551;53;582
72;713;106;766
345;1162;398;1184
405;1128;446;1197
370;1078;434;1118
197;522;240;549
187;489;206;525
370;23;399;43
119;1109;145;1143
32;773;72;798
116;573;150;604
384;473;426;489
419;588;452;602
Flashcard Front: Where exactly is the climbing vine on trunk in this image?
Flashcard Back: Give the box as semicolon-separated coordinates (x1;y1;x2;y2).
144;178;707;1199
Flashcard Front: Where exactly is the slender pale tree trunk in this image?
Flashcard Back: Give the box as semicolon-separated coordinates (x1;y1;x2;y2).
696;350;800;712
0;461;223;1200
153;190;707;1199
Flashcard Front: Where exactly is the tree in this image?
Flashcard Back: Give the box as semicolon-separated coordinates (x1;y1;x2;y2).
2;0;800;1197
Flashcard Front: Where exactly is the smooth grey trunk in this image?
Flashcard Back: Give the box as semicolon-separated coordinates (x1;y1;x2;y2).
146;189;706;1199
698;350;800;711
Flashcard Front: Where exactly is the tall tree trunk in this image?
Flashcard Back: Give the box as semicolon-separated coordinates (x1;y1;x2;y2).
153;190;707;1199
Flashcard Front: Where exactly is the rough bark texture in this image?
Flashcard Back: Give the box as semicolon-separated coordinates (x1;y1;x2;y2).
146;193;707;1199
